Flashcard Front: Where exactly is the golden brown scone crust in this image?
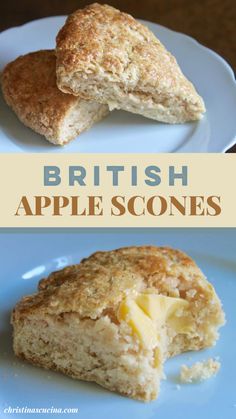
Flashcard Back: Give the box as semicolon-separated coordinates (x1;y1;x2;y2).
56;3;205;119
1;50;78;142
1;50;108;144
12;246;215;322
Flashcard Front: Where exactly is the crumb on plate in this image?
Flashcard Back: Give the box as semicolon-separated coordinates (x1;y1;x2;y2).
180;358;220;383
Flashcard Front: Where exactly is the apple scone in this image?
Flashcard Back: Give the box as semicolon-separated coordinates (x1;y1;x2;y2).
56;3;205;123
11;246;224;401
1;50;108;145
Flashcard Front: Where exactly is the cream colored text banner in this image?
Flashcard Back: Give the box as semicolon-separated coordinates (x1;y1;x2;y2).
0;154;235;228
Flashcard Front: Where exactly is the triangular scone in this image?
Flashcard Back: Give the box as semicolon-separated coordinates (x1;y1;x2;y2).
12;246;224;402
1;50;108;145
56;3;205;123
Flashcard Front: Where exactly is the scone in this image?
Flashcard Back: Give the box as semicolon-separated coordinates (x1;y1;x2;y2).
11;246;224;402
1;50;108;145
56;3;205;123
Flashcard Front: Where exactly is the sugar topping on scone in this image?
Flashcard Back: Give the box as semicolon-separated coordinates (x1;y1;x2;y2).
56;3;205;123
1;50;108;145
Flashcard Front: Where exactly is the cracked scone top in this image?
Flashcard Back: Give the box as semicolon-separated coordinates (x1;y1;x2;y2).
56;3;205;123
12;246;225;401
14;246;223;323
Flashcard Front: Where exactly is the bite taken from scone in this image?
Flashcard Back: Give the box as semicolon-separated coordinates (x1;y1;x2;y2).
1;50;109;145
11;246;224;402
56;3;205;124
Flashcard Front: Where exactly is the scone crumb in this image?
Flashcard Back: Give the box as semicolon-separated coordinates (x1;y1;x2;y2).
180;358;220;383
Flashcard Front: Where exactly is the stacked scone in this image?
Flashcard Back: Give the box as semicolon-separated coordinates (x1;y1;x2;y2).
12;246;224;401
1;50;108;145
1;3;205;146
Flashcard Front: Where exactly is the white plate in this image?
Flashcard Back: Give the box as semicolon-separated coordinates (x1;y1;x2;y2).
0;17;236;153
0;229;236;418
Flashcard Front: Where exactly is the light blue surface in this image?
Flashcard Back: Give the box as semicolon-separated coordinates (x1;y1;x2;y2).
0;17;236;152
0;229;236;418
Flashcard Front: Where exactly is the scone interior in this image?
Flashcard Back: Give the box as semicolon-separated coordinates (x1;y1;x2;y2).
56;3;205;123
11;246;224;402
1;50;108;145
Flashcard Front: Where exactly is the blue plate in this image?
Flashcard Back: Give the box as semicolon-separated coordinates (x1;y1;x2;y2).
0;229;235;418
